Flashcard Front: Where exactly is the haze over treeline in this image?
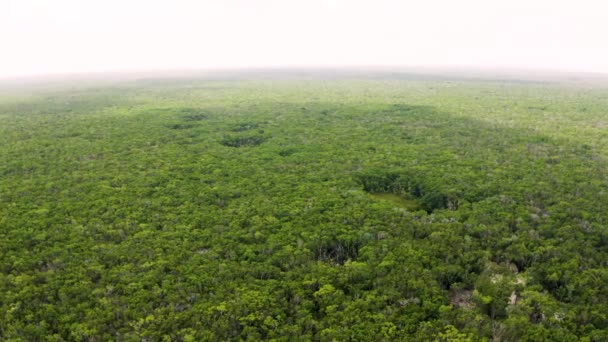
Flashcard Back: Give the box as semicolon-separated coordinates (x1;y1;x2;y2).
1;0;608;78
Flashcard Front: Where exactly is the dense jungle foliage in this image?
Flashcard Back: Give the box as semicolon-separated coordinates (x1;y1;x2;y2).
1;72;608;341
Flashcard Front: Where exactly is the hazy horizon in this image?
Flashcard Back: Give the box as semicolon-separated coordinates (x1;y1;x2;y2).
2;0;608;79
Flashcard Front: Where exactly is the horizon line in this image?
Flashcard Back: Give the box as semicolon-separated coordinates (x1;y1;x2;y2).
2;64;608;83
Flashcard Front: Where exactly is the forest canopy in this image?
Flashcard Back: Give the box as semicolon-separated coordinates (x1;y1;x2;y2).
1;73;608;340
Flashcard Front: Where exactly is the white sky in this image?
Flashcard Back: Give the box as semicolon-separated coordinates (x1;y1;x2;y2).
1;0;607;78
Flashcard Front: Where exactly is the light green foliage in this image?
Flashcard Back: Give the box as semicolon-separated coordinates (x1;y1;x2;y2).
1;73;607;340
